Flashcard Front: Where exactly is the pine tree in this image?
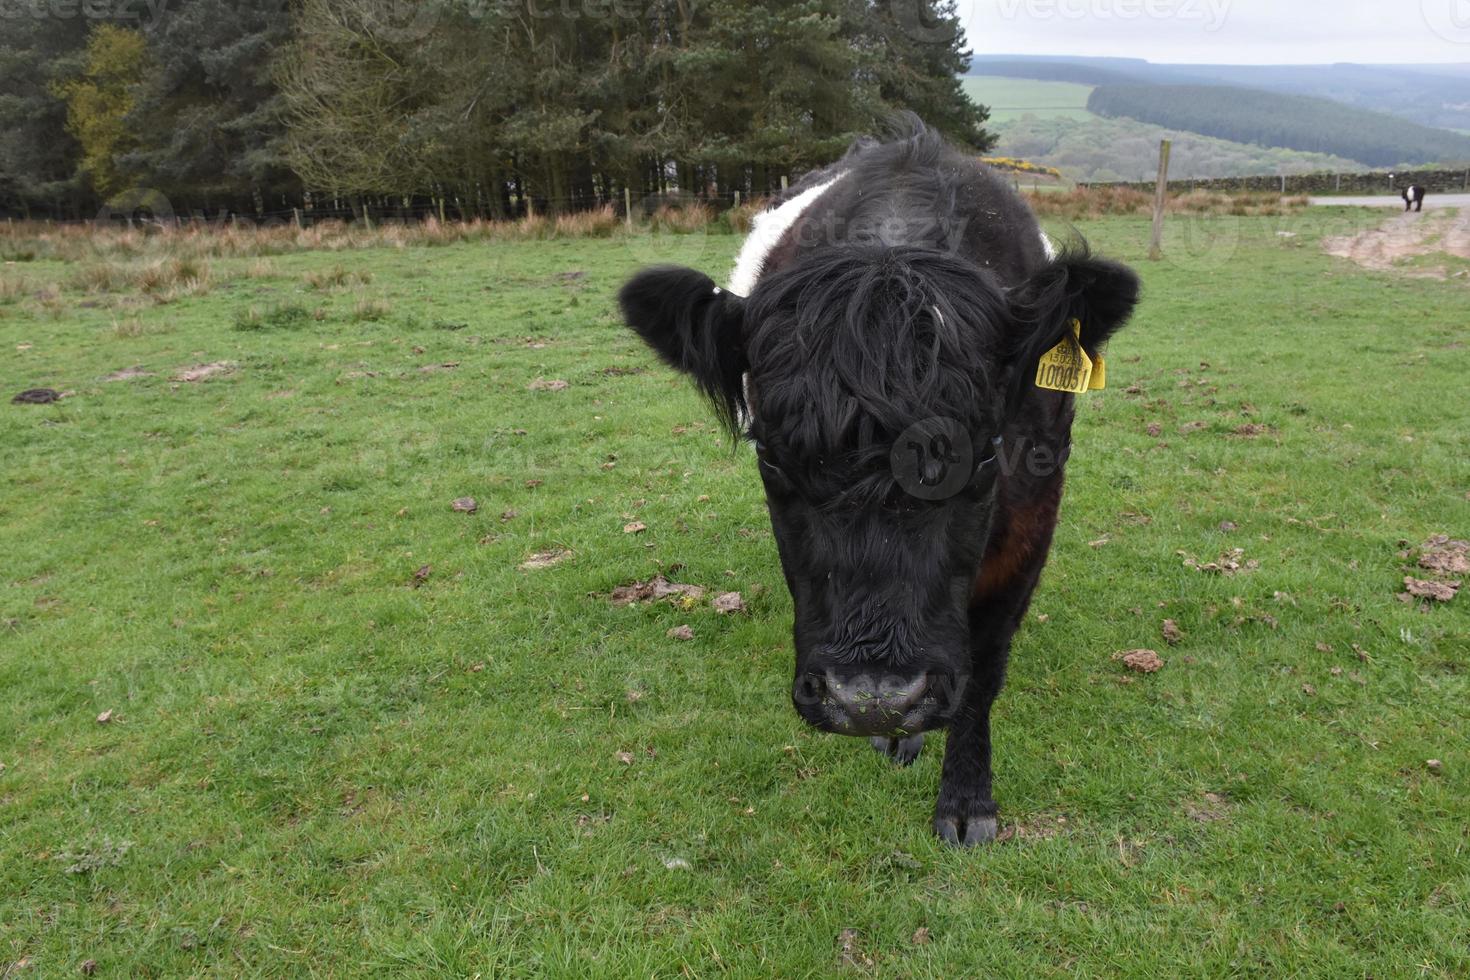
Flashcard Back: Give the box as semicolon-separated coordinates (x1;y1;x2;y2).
0;16;90;215
123;0;299;212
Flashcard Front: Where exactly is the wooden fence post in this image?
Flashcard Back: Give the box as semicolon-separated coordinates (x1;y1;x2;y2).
1148;139;1172;262
624;187;633;232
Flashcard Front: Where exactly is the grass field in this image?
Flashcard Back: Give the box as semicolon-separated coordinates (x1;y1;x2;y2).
2;210;1468;975
962;76;1095;123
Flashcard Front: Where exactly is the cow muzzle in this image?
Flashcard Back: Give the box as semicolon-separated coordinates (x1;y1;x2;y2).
793;670;951;737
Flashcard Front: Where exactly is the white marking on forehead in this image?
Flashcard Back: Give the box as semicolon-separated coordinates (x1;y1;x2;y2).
727;174;847;297
1040;231;1057;261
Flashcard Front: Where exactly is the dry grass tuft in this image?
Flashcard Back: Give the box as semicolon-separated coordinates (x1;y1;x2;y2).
648;204;714;234
111;316;146;338
0;206;740;268
304;265;374;290
349;297;393;323
71;257;213;301
552;206;621;239
1;273;34;304
1029;187;1311;220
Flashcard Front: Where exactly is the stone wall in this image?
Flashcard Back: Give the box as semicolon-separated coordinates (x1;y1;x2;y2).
1084;169;1470;195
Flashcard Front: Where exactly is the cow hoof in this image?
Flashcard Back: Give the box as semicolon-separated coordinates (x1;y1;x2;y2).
870;733;925;767
933;814;998;848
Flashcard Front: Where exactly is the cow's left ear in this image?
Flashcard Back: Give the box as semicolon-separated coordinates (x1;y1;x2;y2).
1007;249;1140;395
619;265;748;435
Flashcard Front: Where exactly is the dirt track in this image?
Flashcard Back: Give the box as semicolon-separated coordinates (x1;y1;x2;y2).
1321;208;1470;279
1309;194;1470;209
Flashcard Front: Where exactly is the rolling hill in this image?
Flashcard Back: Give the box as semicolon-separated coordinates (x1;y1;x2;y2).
962;57;1470;181
1087;83;1470;168
969;56;1470;131
962;76;1366;183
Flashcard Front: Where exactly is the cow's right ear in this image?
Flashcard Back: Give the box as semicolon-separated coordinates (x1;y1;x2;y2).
619;265;748;434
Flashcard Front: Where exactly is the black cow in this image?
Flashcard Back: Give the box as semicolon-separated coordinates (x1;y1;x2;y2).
618;118;1140;846
1402;185;1426;213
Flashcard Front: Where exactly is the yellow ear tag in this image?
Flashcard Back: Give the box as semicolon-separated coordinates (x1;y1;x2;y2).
1088;353;1107;390
1035;319;1094;394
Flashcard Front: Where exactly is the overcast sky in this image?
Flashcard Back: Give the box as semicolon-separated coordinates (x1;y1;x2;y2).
955;0;1470;65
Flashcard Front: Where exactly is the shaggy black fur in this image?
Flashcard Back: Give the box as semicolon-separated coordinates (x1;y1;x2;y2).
619;117;1140;846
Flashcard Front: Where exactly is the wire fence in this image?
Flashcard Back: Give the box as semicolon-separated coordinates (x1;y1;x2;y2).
7;166;1467;229
1;189;778;228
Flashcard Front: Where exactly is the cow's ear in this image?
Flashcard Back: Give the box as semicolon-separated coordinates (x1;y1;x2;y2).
1008;248;1140;393
619;265;748;434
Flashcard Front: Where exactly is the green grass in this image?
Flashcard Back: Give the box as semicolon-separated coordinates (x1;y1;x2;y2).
2;214;1468;975
964;75;1096;123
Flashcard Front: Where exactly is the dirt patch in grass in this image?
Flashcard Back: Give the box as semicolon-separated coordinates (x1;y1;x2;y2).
996;813;1072;843
1185;792;1232;823
609;576;707;606
519;549;571;571
1323;210;1470;279
102;366;153;382
172;362;235;382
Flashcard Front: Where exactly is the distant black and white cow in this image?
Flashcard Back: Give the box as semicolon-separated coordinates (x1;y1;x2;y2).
619;117;1140;846
1402;185;1426;213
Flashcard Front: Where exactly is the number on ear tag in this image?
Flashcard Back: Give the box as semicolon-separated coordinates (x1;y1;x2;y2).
1035;319;1094;394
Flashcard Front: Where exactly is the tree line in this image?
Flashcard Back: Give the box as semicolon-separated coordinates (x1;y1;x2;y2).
0;0;993;221
1087;84;1470;171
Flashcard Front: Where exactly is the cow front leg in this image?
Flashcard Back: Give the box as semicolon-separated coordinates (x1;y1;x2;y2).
933;693;999;846
933;625;1012;847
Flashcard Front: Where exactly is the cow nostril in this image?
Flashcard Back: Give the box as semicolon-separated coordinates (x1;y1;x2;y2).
793;673;827;708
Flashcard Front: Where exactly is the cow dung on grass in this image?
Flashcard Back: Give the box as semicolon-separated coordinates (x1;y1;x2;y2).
11;388;62;404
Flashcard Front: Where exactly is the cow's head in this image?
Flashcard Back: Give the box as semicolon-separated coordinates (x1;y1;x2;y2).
620;246;1138;738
